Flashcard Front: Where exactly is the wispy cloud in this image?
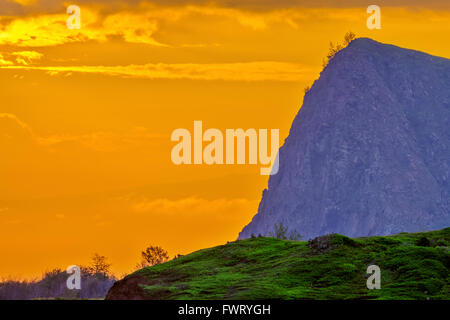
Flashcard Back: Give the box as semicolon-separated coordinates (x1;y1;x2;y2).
0;113;166;152
9;0;36;5
37;127;166;152
131;196;256;220
12;51;43;65
5;0;450;12
1;61;314;81
0;113;34;135
0;54;13;65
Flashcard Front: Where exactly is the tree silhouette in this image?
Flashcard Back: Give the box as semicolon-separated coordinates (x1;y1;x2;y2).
88;253;112;277
322;31;357;68
137;245;170;269
269;222;302;240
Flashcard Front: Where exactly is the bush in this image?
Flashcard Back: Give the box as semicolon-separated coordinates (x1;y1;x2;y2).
322;31;356;68
417;236;431;247
137;245;170;269
268;222;302;240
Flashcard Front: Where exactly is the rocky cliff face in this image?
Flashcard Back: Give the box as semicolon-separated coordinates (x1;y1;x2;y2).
239;38;450;240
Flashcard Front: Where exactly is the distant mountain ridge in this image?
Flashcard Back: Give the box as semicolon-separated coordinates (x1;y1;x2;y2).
239;38;450;240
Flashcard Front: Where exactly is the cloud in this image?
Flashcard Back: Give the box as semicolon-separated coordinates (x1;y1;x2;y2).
4;0;450;13
36;127;166;152
0;113;166;153
9;0;36;5
1;61;314;81
0;7;166;47
0;9;102;47
0;51;42;66
1;5;259;47
12;51;43;65
101;11;168;46
0;54;13;65
0;113;39;153
131;196;256;220
0;113;34;136
2;2;448;48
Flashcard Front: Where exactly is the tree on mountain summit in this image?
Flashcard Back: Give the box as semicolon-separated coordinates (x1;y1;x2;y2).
322;31;356;68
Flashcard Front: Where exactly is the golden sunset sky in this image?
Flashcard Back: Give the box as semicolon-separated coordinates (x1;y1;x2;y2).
0;0;449;278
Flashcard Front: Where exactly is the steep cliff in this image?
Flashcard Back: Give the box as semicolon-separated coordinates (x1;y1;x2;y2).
240;38;450;240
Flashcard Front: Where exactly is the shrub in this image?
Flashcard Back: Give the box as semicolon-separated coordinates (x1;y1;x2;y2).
137;245;170;269
268;222;302;240
322;31;357;68
417;236;431;247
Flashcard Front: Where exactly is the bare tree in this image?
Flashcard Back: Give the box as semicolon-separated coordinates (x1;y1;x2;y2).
88;253;112;277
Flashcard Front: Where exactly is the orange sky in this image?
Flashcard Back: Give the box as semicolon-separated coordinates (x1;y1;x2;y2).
0;0;449;278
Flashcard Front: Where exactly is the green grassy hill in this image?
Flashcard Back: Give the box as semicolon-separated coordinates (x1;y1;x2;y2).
106;228;450;300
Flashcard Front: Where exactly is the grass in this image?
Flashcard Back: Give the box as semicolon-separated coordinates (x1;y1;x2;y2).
125;228;450;300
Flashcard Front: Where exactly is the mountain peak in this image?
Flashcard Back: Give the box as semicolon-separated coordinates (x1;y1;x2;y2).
346;37;383;48
239;40;450;240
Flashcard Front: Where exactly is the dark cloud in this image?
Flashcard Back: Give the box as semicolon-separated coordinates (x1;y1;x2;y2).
1;0;449;16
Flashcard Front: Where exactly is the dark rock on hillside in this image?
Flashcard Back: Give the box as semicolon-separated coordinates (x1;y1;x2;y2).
105;274;154;300
240;38;450;240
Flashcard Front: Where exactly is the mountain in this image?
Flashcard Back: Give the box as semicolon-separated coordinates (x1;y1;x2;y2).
106;228;450;300
239;38;450;240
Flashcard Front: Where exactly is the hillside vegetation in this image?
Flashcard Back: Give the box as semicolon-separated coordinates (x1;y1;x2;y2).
106;228;450;300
